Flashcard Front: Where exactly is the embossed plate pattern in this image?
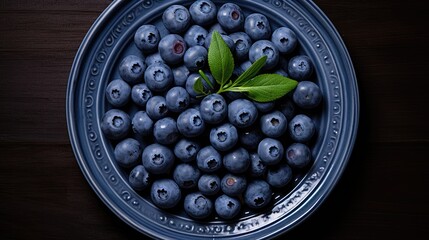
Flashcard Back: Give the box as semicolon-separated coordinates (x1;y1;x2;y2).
66;0;359;239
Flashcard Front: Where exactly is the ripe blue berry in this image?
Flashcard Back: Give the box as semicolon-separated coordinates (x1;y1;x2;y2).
145;52;164;66
185;72;216;98
215;194;241;220
239;127;264;151
223;147;250;174
257;138;284;165
119;55;146;85
153;117;180;145
248;153;267;177
229;32;253;62
145;95;168;121
286;143;312;169
198;174;221;196
173;163;201;189
293;81;323;109
162;5;191;34
177;108;206;137
184;192;213;219
200;93;227;124
244;180;272;209
271;27;298;54
266;163;293;188
249;40;279;70
184;25;208;47
144;62;173;92
288;114;316;143
174;138;200;163
134;24;160;53
210;123;238;152
221;173;247;197
260;111;288;138
165;86;190;112
105;79;131;107
131;111;153;136
128;165;150;191
101;109;131;140
142;143;175;174
228;99;258;128
196;146;222;173
114;138;142;168
288;55;314;80
189;0;217;26
131;83;152;107
217;3;244;32
183;45;208;71
244;13;271;41
253;100;275;113
158;34;187;65
172;65;190;87
151;179;181;209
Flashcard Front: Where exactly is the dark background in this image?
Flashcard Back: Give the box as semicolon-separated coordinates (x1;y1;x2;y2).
1;0;428;239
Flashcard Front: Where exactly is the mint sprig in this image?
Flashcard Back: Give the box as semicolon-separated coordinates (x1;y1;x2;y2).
195;31;298;102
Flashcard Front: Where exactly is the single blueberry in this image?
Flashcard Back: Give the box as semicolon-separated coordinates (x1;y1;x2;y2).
288;114;316;143
260;111;288;138
221;173;247;197
174;139;200;162
239;127;264;151
266;163;293;188
173;163;201;189
257;138;284;165
217;3;244;32
271;27;298;54
183;45;208;71
288;55;314;80
292;81;323;109
162;5;191;34
176;108;206;138
196;146;222;173
146;95;169;121
286;143;312;169
189;0;217;26
158;34;187;65
101;109;131;140
150;179;181;209
244;180;272;209
114;138;142;168
119;55;146;85
144;62;173;92
215;194;241;219
223;147;250;174
249;40;279;70
131;111;153;136
198;174;221;196
244;13;271;41
253;100;275;113
248;153;267;177
153;117;180;145
145;52;165;66
131;83;152;107
142;143;175;174
184;25;208;47
172;65;190;87
165;86;190;112
105;79;131;107
134;24;160;53
129;165;150;191
228;99;258;128
184;192;213;219
209;123;238;152
200;93;228;124
229;32;253;62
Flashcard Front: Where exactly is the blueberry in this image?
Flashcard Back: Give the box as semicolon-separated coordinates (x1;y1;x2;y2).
288;114;315;143
174;139;200;163
172;65;190;87
185;72;216;98
229;32;253;62
184;192;213;219
146;95;168;121
119;55;146;85
114;138;142;168
204;32;235;52
257;138;284;165
249;40;279;70
158;34;187;65
223;147;250;174
173;163;201;189
134;24;160;53
153;117;180;145
208;23;227;35
221;173;247;197
200;93;227;124
131;83;152;107
274;68;289;77
248;153;267;177
151;179;181;209
184;25;208;47
286;143;312;169
105;79;131;107
210;123;238;152
244;180;272;209
145;52;165;66
266;163;292;188
271;27;298;54
244;13;271;41
183;45;208;71
198;174;221;196
129;165;150;191
215;194;241;219
253;100;275;113
177;108;206;138
189;0;217;26
101;109;131;140
217;3;244;32
196;146;222;173
292;81;322;109
165;86;190;112
288;55;314;80
278;97;296;120
131;111;153;136
144;62;173;92
228;99;258;128
162;5;191;34
260;111;288;138
142;143;175;174
239;127;264;150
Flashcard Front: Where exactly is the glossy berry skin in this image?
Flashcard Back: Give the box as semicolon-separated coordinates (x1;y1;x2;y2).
184;192;213;219
145;52;164;66
183;45;208;71
158;34;187;65
244;13;271;41
196;146;222;173
144;62;173;93
101;109;130;140
257;138;284;165
275;69;289;77
172;65;190;87
229;32;252;62
119;55;146;85
253;100;275;113
142;143;175;175
266;163;293;188
200;93;227;124
221;173;247;197
215;194;241;220
244;180;272;209
189;0;217;26
173;163;201;189
198;174;221;196
150;179;181;209
271;27;298;54
114;138;142;168
288;114;316;143
153;117;180;145
293;81;322;109
210;123;238;152
105;79;131;107
217;3;244;32
131;83;152;107
131;111;153;136
145;95;168;121
174;139;200;163
128;165;150;191
249;40;279;70
209;23;227;35
288;55;314;80
134;24;160;53
239;127;264;151
260;111;288;138
177;108;206;138
185;72;216;98
286;143;312;169
228;99;258;128
248;153;267;177
165;86;190;112
184;25;208;47
223;147;250;174
162;5;191;34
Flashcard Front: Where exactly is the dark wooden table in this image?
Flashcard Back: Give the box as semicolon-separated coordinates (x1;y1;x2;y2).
1;0;428;239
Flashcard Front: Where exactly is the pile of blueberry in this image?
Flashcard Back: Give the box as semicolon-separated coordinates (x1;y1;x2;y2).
101;0;322;220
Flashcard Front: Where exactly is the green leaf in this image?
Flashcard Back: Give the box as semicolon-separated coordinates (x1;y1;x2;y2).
199;70;214;89
193;77;205;95
229;74;298;102
208;31;234;86
232;56;267;87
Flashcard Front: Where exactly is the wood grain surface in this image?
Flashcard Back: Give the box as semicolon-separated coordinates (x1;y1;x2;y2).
1;0;428;239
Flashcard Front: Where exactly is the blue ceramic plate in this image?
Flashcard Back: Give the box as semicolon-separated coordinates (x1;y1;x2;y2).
66;0;359;239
